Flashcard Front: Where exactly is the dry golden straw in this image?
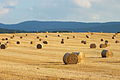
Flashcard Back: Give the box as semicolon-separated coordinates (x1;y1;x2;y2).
101;50;113;58
63;53;78;64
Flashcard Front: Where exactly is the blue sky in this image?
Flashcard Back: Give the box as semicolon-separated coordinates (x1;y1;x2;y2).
0;0;120;24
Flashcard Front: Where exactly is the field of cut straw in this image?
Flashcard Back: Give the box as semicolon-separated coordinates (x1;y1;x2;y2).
0;33;120;80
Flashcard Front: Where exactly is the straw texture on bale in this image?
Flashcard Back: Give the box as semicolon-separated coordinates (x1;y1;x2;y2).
72;52;85;63
37;37;39;39
101;39;104;41
63;53;78;64
73;36;75;38
101;50;113;58
83;41;86;44
43;41;48;44
86;35;89;38
39;39;42;41
115;40;119;43
20;37;23;39
2;38;5;41
91;33;94;35
105;40;108;44
16;41;20;44
81;40;85;43
67;37;69;39
112;37;115;39
10;37;13;39
5;38;8;40
90;43;96;48
100;44;107;48
58;35;60;37
36;44;42;49
0;44;6;49
30;41;33;44
45;35;48;38
61;41;64;44
105;40;110;47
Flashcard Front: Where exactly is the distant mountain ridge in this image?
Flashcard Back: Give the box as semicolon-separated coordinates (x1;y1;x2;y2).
0;21;120;33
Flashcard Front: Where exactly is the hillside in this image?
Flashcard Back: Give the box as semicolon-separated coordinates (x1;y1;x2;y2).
0;21;120;33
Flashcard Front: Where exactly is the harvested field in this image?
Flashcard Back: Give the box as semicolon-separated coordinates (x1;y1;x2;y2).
0;33;120;80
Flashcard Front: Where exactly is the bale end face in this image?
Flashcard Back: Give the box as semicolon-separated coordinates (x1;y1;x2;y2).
0;44;6;49
101;39;104;41
43;41;48;44
100;44;107;48
115;40;119;43
61;41;64;44
63;53;78;65
30;41;33;44
101;50;113;58
90;44;96;48
16;41;20;44
37;44;42;49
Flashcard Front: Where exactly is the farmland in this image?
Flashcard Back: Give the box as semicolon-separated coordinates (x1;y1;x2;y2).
0;33;120;80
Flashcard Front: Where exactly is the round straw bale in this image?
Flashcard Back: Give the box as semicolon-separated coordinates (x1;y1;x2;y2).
16;41;20;44
67;37;69;39
113;35;116;37
101;50;113;58
115;33;118;35
63;53;78;64
39;39;42;41
30;41;33;44
86;35;89;38
73;36;75;38
115;40;119;43
20;36;23;39
91;33;94;35
81;40;85;43
6;41;9;44
10;37;13;39
45;35;48;38
112;37;115;39
5;38;8;40
105;40;108;44
26;34;28;36
61;41;64;44
100;44;107;48
90;43;96;48
83;41;86;44
58;35;60;37
101;39;104;41
36;44;42;49
43;41;48;44
2;38;5;41
0;44;6;49
37;36;39;39
72;52;85;63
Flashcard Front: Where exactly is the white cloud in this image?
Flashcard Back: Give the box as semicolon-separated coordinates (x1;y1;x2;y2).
0;0;18;16
0;7;10;15
74;0;92;8
6;0;18;7
73;0;102;8
91;14;100;20
29;7;34;11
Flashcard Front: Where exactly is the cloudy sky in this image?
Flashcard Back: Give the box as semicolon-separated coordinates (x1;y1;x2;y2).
0;0;120;24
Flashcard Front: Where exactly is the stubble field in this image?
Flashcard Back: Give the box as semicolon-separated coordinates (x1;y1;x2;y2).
0;32;120;80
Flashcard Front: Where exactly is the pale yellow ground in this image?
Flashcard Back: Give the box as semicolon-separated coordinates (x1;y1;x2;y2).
0;33;120;80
